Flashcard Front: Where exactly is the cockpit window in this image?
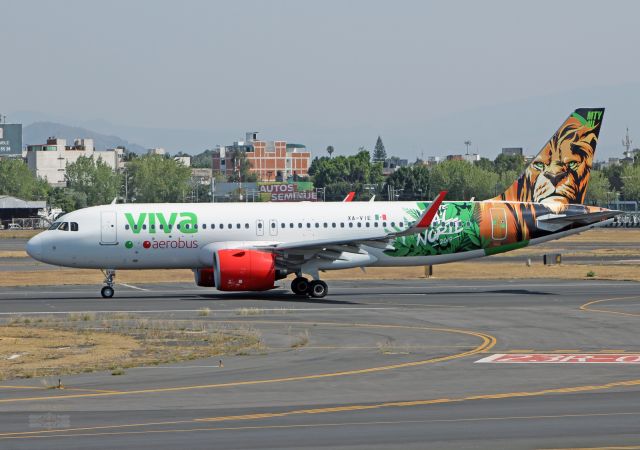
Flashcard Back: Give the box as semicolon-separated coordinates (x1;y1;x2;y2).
58;222;69;231
71;222;79;231
48;222;61;230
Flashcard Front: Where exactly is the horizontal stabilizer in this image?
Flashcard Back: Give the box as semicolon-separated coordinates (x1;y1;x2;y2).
536;210;621;232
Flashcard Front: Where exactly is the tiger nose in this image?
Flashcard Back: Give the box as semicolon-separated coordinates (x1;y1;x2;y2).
544;171;567;185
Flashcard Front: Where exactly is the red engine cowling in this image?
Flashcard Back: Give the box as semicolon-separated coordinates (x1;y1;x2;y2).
215;249;276;291
194;268;215;287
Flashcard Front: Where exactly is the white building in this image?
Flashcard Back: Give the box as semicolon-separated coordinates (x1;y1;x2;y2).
26;138;124;186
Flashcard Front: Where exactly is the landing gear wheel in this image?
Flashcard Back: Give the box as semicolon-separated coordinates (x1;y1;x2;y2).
291;277;310;296
308;280;328;299
100;269;116;299
101;286;114;298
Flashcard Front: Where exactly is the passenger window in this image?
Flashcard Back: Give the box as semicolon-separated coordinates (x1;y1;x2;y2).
374;222;378;227
349;223;353;228
271;223;276;228
391;222;395;227
245;223;249;229
307;223;311;228
399;222;404;227
202;224;206;229
168;224;173;230
365;222;369;228
257;222;262;229
340;223;344;228
332;223;336;228
290;223;294;228
228;224;232;229
383;222;387;227
219;224;223;229
176;224;181;230
315;223;319;228
236;223;241;229
159;224;164;230
125;224;130;230
357;223;362;228
194;224;198;229
142;224;147;230
150;224;155;230
281;223;285;228
71;222;79;231
59;222;69;231
298;223;302;228
323;223;328;228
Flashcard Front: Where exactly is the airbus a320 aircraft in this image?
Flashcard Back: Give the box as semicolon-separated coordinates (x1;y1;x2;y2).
26;108;620;299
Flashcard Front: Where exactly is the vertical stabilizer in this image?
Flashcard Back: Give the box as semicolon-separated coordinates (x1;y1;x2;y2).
493;108;604;206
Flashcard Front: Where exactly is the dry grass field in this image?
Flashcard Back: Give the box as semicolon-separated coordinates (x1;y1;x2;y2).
0;315;263;380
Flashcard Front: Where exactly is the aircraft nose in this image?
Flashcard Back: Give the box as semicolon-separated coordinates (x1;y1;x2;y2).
26;234;43;260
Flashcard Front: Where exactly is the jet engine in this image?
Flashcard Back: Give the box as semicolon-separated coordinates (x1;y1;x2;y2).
214;249;282;291
193;268;215;287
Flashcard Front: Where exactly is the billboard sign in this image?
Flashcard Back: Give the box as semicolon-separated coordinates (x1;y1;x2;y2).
258;182;317;202
0;124;22;155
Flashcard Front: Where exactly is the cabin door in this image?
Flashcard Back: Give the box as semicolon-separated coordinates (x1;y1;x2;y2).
100;211;118;245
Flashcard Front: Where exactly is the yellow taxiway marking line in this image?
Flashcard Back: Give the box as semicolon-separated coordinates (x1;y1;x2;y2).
0;321;496;404
0;386;120;393
543;446;640;450
1;410;639;440
581;295;640;318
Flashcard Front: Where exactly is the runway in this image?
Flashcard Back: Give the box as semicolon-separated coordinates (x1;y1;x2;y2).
1;279;640;449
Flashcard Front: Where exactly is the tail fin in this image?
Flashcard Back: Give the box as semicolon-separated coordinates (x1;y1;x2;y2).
493;108;604;206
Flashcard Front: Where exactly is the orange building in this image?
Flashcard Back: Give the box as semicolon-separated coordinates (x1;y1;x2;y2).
212;132;311;181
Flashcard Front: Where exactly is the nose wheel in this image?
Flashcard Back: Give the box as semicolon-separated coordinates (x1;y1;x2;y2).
291;277;328;298
100;269;116;298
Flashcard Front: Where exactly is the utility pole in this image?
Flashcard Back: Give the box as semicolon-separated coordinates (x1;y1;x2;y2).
623;128;633;155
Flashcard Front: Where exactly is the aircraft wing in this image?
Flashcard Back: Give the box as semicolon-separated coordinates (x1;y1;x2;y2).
254;191;447;261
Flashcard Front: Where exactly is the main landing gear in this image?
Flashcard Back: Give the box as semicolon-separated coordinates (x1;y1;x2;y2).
291;276;328;299
100;269;116;298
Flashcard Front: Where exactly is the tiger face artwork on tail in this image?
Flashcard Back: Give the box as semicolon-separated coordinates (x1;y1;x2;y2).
494;108;604;210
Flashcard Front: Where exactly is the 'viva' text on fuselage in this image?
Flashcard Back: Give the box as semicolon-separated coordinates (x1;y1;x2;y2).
124;212;198;234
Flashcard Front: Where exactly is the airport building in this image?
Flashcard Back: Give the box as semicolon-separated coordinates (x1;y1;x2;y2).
212;132;311;181
501;147;524;156
26;138;124;186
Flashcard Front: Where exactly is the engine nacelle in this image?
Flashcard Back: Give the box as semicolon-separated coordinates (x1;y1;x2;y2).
194;268;215;287
214;249;276;291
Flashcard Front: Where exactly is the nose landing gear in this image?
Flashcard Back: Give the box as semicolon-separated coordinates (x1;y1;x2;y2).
290;276;328;299
100;269;116;298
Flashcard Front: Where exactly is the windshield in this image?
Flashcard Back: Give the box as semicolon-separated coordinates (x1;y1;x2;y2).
48;222;61;230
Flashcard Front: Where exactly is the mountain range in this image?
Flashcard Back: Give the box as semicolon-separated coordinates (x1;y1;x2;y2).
23;122;147;153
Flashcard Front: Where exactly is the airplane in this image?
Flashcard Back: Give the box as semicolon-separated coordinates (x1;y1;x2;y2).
26;108;620;299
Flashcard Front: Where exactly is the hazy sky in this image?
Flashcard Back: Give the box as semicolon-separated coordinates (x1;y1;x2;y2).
3;0;639;158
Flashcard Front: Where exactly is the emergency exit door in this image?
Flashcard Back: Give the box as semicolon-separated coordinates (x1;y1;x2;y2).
100;211;118;245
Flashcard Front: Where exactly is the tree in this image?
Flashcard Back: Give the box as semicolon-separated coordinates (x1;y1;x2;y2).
191;149;214;168
494;153;525;173
127;154;192;202
373;136;387;162
65;156;122;206
326;145;334;158
384;165;431;199
621;164;640;201
308;150;383;200
584;169;611;206
226;149;257;182
431;160;498;200
0;158;49;200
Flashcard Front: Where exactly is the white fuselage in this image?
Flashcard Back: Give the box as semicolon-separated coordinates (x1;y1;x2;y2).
25;201;591;272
